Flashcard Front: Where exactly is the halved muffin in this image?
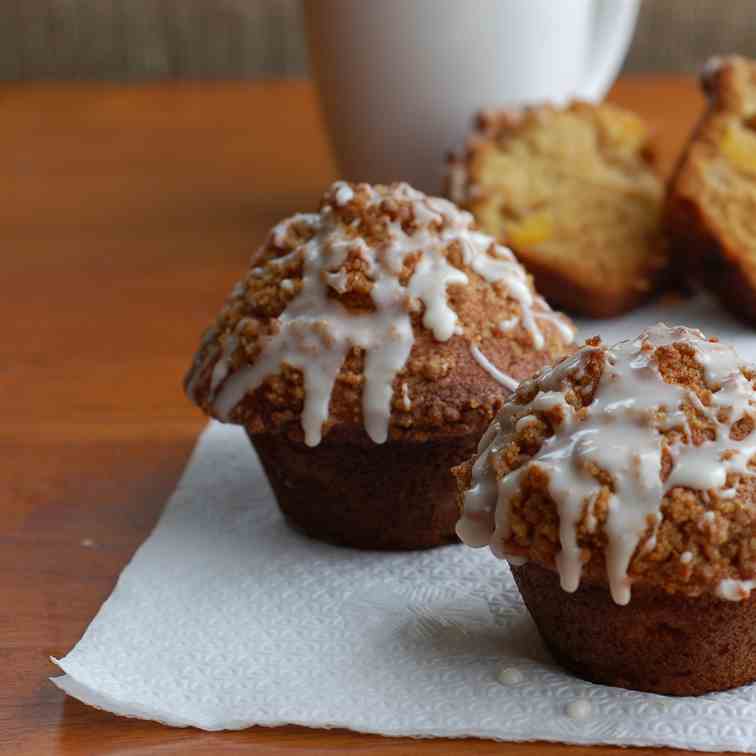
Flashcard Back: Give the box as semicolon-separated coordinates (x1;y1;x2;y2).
448;102;668;317
455;324;756;694
666;55;756;324
186;181;573;550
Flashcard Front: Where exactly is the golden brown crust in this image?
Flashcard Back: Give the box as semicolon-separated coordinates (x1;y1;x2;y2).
186;183;573;445
665;56;756;325
448;101;668;318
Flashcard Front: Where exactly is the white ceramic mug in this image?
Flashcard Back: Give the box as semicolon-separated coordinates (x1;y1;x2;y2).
305;0;640;193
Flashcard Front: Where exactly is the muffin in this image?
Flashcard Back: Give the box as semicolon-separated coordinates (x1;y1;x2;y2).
185;181;574;550
454;323;756;694
665;55;756;325
447;102;668;317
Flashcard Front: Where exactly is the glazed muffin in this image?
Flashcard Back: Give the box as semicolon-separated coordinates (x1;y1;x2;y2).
185;181;574;550
665;56;756;324
448;102;667;317
454;324;756;694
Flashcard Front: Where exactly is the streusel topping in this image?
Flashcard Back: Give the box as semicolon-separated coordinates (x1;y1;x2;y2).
186;182;573;446
456;324;756;604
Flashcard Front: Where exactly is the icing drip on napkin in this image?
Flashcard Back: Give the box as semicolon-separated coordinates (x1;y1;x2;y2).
457;324;756;605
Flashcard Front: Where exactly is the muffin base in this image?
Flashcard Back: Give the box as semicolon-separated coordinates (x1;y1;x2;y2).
512;561;756;696
249;430;475;550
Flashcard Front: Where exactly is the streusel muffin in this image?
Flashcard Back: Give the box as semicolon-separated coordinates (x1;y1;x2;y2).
455;324;756;694
186;181;574;550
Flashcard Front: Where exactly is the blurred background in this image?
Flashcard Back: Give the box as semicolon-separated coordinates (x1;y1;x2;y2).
3;0;756;81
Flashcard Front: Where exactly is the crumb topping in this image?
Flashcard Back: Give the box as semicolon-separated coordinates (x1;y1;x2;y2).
455;324;756;603
186;182;574;446
446;102;665;318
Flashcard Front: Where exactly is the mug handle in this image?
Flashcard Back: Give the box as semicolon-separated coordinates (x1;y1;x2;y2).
574;0;640;101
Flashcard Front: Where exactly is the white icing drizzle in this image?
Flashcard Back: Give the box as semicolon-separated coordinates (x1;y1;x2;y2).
533;297;577;344
324;269;349;294
210;333;238;392
470;345;519;391
499;312;575;348
717;578;756;601
333;181;354;206
498;316;519;332
461;235;547;349
401;382;412;412
205;182;572;447
457;324;756;604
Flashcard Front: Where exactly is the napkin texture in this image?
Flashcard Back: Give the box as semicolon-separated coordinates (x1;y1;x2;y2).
53;294;756;750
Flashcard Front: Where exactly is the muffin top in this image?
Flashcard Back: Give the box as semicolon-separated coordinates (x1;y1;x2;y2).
185;181;573;447
455;324;756;604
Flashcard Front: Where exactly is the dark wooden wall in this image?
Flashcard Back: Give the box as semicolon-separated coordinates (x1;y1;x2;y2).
2;0;755;81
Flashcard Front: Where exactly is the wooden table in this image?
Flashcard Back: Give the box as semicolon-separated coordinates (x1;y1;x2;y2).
1;77;712;755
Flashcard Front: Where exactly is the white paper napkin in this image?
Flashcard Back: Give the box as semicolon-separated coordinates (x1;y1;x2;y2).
52;293;756;751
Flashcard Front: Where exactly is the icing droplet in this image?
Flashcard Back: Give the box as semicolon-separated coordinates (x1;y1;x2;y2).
566;700;592;720
533;301;576;344
497;666;524;685
407;252;469;341
515;415;539;433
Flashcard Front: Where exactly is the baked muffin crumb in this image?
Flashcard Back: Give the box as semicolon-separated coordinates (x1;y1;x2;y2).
448;102;667;317
666;55;756;325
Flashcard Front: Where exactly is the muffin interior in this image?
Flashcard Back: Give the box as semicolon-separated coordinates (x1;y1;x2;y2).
449;103;666;316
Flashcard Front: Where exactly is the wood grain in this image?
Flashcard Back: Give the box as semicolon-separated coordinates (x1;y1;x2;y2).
0;76;722;755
